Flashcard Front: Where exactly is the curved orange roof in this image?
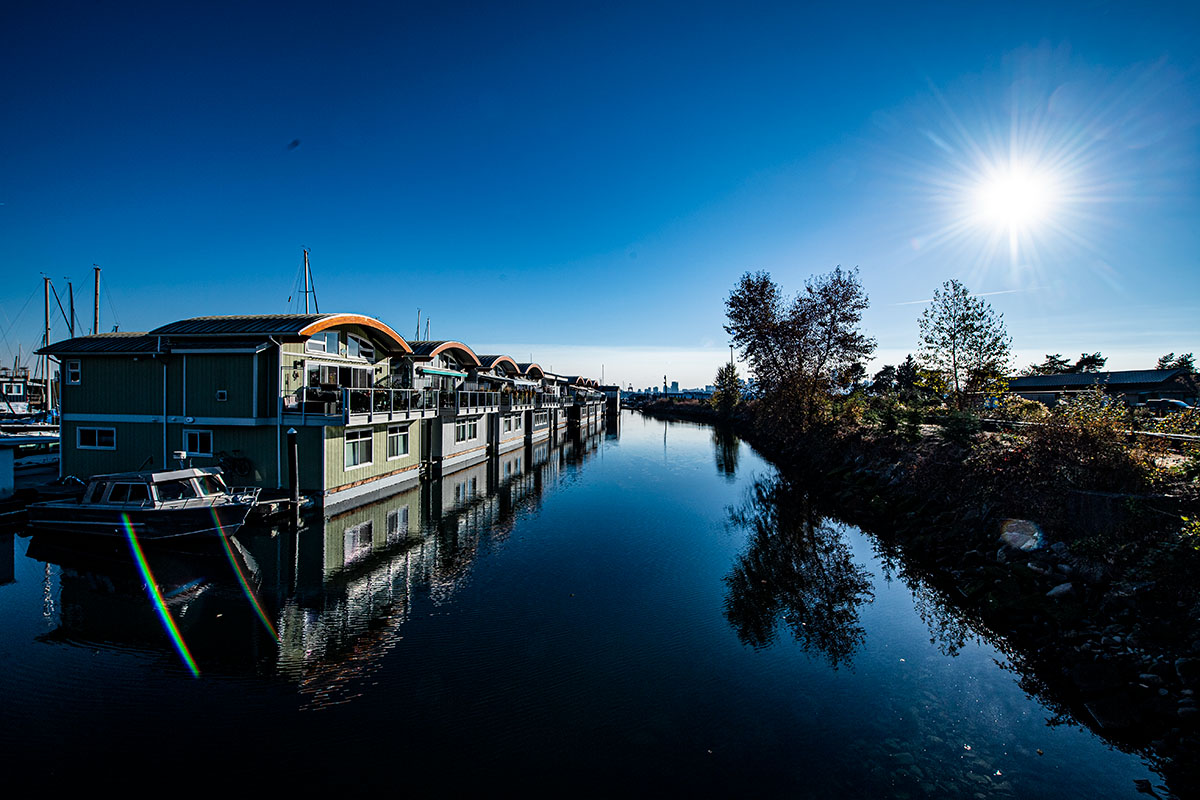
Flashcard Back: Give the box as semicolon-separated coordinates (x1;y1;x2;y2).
407;340;482;367
298;314;412;354
518;363;545;379
479;355;520;375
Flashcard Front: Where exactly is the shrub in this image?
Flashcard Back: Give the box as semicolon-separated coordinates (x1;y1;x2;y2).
990;393;1050;422
938;410;982;447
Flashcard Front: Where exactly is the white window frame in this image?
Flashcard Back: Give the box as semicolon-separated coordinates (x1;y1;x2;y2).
306;331;338;354
183;429;213;457
77;426;116;450
347;334;375;362
66;360;81;385
344;427;374;470
386;424;410;460
454;419;478;443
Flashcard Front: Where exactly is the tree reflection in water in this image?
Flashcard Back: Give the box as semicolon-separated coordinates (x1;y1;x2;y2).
724;476;874;668
711;426;740;481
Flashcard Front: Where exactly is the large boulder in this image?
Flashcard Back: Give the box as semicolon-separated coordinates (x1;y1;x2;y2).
999;519;1045;552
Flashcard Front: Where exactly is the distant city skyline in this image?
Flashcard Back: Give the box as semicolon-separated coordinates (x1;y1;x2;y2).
2;1;1196;389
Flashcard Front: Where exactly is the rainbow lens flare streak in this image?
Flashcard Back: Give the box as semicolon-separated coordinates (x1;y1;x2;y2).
213;508;278;642
122;513;200;677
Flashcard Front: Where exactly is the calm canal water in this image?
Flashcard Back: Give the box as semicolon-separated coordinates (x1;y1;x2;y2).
0;412;1161;795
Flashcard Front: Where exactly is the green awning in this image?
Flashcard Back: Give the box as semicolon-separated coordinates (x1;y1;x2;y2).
418;366;468;378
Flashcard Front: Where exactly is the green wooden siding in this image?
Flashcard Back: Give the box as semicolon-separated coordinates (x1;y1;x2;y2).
61;356;162;415
323;420;421;491
182;353;255;418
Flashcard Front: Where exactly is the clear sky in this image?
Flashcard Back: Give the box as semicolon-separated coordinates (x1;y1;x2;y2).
2;0;1197;389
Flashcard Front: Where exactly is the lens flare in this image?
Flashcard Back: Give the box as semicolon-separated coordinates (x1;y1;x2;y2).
213;509;278;641
123;514;200;677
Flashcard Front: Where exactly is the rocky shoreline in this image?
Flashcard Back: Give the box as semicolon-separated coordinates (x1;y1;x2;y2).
635;401;1200;796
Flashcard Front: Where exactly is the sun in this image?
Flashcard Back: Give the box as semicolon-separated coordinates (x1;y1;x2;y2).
972;162;1059;233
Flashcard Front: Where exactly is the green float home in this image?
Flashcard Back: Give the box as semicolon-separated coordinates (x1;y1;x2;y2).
40;314;435;510
40;313;607;511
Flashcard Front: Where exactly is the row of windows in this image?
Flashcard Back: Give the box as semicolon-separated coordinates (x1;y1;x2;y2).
76;427;212;455
345;424;412;469
502;414;523;433
454;419;479;443
2;383;25;396
306;331;375;361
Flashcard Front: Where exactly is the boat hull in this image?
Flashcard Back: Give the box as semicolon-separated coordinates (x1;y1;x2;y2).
26;502;252;539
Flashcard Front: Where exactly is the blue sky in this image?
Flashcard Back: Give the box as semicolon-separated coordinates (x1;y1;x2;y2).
2;1;1197;388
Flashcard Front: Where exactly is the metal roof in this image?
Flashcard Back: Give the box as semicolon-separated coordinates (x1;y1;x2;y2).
37;333;160;356
516;362;544;378
1008;369;1187;390
407;340;481;366
150;315;330;336
478;354;520;374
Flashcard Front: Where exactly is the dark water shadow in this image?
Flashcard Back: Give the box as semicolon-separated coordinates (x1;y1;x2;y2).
711;426;740;481
723;475;874;668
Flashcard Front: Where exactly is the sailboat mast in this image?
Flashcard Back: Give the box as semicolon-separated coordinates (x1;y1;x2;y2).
43;277;51;412
93;265;101;334
303;249;310;314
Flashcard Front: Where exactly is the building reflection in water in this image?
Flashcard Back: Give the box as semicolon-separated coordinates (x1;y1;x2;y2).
723;475;874;669
26;429;611;700
0;532;13;586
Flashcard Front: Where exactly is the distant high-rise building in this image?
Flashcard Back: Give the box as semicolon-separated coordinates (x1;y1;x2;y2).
670;381;679;393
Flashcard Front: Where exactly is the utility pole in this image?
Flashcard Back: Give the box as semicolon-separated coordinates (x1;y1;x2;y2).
93;265;101;335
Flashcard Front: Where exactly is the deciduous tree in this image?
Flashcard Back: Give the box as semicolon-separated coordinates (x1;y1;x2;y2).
725;266;875;427
917;279;1011;407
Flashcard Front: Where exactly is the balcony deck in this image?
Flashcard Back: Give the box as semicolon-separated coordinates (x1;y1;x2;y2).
283;387;441;426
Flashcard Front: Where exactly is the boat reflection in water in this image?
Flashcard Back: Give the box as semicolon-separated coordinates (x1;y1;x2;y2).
27;430;608;692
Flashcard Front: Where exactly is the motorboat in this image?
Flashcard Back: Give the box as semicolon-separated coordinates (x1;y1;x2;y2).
27;467;260;539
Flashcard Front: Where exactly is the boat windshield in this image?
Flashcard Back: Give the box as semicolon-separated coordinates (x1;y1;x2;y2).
196;473;227;496
85;481;109;504
156;479;198;501
108;483;150;504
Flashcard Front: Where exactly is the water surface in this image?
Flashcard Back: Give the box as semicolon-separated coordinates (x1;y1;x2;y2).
0;412;1159;795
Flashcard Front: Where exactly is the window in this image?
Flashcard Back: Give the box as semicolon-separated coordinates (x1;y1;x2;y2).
503;414;521;433
454;419;478;443
3;383;23;396
77;427;116;450
183;429;212;457
345;428;373;469
386;507;409;543
66;361;81;385
215;389;228;402
306;331;339;354
109;483;150;504
196;473;227;495
387;425;410;460
87;481;109;504
156;479;198;501
534;411;549;426
347;335;374;361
